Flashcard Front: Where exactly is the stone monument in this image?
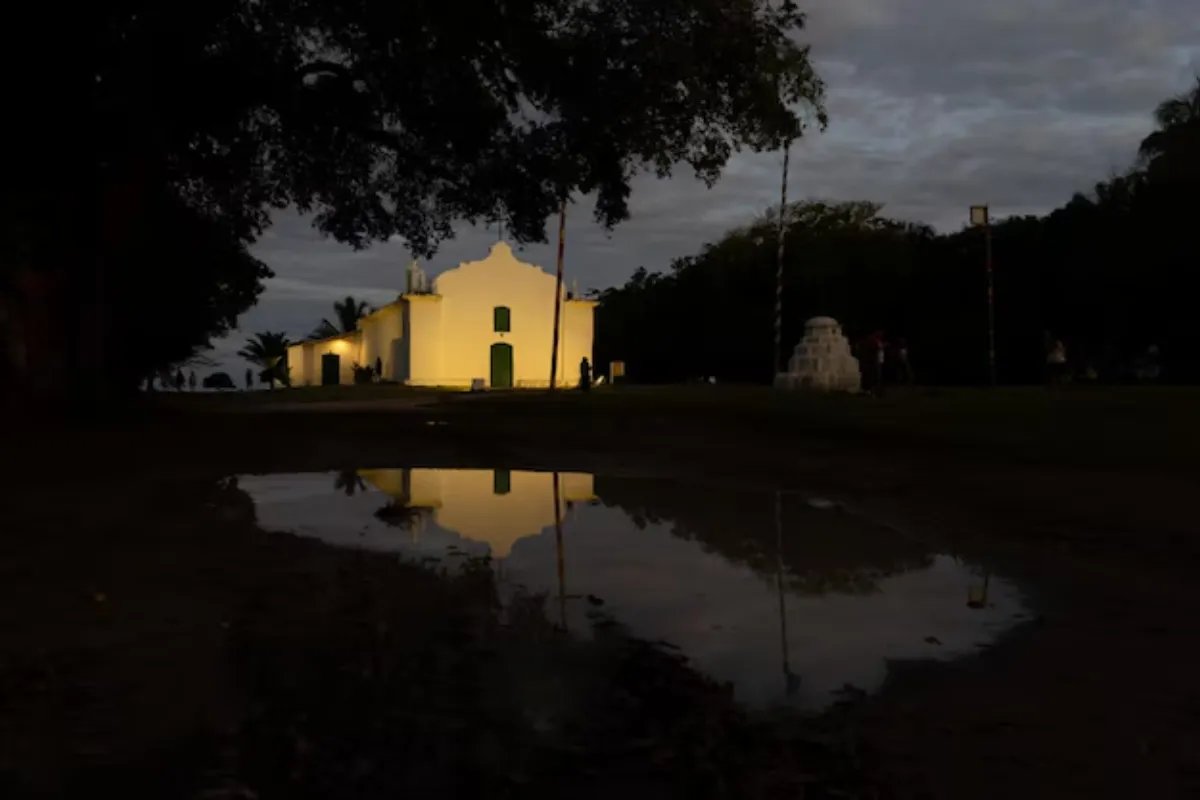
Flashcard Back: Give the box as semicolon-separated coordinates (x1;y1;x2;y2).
774;316;861;393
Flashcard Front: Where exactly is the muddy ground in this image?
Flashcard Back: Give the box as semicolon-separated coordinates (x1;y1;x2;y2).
3;387;1199;798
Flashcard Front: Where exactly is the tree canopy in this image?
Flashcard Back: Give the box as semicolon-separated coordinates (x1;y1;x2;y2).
27;0;825;254
595;77;1200;385
4;0;826;407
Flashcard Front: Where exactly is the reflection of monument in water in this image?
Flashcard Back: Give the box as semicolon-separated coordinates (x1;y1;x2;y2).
357;468;596;558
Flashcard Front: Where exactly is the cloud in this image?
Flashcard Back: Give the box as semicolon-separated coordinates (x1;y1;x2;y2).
206;0;1200;375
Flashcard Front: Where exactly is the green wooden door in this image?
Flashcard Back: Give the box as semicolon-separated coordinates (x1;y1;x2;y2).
489;343;513;389
321;353;341;386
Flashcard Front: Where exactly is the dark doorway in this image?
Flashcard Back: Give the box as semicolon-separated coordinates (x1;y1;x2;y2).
489;343;513;389
320;353;340;386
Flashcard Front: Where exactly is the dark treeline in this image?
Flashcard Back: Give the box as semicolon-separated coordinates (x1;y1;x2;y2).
596;78;1200;386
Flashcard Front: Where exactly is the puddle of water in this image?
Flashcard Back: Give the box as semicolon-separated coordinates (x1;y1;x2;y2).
235;468;1029;711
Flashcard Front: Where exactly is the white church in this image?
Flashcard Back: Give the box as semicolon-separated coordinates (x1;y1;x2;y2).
286;242;598;389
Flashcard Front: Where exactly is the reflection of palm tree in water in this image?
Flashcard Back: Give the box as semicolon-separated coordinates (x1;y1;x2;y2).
357;468;427;540
373;502;425;535
333;469;368;496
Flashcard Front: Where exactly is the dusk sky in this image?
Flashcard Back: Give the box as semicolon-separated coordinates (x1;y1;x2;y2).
211;0;1200;376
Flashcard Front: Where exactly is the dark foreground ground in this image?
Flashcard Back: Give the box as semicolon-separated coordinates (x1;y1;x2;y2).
3;385;1200;798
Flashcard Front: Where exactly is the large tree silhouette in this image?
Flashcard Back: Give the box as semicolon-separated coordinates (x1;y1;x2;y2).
5;0;826;410
1138;75;1200;172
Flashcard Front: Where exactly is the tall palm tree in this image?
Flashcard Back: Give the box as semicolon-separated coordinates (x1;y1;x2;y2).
237;331;290;388
310;296;371;339
1137;75;1200;169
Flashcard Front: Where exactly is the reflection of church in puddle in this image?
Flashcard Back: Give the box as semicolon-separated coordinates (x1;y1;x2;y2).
237;467;1027;711
357;469;596;557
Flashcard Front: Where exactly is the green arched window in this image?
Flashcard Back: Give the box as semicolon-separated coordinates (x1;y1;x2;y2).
493;306;511;332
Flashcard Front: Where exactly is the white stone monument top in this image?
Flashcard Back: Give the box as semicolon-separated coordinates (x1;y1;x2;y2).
775;316;862;393
805;316;843;333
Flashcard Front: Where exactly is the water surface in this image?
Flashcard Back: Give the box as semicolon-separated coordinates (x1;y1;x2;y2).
236;468;1029;710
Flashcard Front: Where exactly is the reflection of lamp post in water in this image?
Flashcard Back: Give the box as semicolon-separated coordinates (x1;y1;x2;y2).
967;570;991;609
553;471;567;630
775;490;800;697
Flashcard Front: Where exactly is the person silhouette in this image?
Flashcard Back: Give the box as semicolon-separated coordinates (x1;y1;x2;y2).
244;367;253;390
188;371;197;391
896;338;913;385
579;357;592;392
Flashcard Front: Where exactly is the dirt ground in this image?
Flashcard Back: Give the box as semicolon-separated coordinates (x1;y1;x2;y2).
4;386;1200;798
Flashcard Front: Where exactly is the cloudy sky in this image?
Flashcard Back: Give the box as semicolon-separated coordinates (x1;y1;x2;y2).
211;0;1200;375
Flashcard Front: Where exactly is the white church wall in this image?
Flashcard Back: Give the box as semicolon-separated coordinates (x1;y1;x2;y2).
358;303;405;379
288;333;360;385
286;342;309;386
562;299;598;387
405;295;444;385
429;242;589;388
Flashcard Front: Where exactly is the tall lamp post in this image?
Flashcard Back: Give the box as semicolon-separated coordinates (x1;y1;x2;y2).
969;205;997;386
773;141;792;378
549;200;567;391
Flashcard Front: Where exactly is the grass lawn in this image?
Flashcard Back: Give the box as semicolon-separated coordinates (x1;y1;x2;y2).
402;383;1200;472
147;381;1200;478
163;382;455;406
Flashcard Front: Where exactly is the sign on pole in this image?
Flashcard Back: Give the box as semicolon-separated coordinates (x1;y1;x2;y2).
969;205;989;227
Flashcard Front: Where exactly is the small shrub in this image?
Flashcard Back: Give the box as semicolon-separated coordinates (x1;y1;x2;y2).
352;363;375;385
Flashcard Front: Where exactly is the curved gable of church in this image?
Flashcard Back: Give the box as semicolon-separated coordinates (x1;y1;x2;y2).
432;242;556;299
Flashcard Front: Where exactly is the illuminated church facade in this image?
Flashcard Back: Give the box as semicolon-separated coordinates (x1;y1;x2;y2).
286;242;597;389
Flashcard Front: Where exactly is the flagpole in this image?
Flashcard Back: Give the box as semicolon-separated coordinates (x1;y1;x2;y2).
774;489;792;691
549;200;567;391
